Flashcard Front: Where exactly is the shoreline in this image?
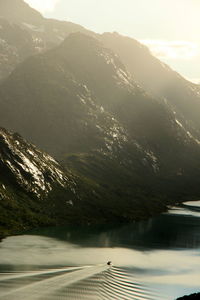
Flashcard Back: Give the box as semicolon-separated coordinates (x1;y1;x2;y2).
1;198;200;242
0;205;168;242
177;293;200;299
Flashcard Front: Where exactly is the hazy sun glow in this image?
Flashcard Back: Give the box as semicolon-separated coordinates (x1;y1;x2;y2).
24;0;60;13
141;40;199;60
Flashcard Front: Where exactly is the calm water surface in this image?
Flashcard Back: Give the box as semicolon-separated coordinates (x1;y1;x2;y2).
0;200;200;299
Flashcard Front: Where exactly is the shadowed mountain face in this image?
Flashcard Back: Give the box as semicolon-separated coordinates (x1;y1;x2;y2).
0;33;137;158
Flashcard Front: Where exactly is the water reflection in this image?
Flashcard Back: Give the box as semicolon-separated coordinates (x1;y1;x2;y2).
25;201;200;250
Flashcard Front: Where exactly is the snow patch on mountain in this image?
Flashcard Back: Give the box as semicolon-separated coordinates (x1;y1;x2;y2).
0;128;75;197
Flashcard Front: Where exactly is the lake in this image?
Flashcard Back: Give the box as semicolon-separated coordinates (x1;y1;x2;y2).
0;200;200;300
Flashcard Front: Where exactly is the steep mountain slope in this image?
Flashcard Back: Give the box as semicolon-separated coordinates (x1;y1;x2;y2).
0;127;84;238
101;32;200;141
0;32;200;210
0;0;91;81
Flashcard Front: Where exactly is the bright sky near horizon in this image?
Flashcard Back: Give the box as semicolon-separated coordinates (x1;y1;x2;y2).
24;0;200;83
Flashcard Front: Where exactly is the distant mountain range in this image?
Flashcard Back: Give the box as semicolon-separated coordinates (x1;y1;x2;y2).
0;0;200;237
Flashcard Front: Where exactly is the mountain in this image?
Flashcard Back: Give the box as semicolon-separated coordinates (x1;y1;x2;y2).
1;32;200;207
0;0;91;81
0;33;135;158
101;32;200;142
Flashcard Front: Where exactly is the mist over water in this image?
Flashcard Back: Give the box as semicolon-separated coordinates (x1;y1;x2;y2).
0;201;200;299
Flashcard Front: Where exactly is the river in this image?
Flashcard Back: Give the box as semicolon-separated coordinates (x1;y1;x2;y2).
0;200;200;299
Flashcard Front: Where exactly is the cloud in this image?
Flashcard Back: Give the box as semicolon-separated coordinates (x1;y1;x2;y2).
140;39;199;60
24;0;60;13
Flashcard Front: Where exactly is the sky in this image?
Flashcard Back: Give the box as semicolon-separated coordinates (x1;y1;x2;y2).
24;0;200;83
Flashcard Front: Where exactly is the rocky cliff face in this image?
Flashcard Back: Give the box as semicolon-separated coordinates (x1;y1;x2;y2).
0;127;80;238
0;127;73;197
